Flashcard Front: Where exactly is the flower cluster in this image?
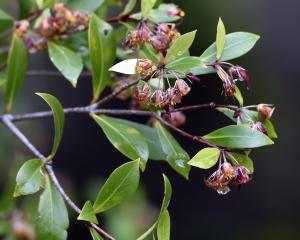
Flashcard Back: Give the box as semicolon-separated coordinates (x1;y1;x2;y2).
205;160;250;195
14;3;88;53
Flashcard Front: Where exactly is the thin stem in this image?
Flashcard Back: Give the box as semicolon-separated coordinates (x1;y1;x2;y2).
1;115;115;240
170;103;238;113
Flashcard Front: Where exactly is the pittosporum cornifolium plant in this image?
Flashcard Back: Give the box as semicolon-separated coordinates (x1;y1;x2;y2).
0;0;277;239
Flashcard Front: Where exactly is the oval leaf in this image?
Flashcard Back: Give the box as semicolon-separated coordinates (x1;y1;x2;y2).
77;201;98;224
37;175;69;240
14;159;44;197
92;115;149;170
5;34;28;113
93;160;140;213
188;148;220;169
36;93;65;159
89;228;104;240
227;152;254;174
121;0;137;15
157;209;170;240
141;0;157;17
203;125;274;149
48;41;83;87
69;0;104;13
89;14;116;101
160;174;172;214
0;9;13;33
166;56;204;73
216;17;226;59
109;59;138;75
154;122;190;179
165;31;197;63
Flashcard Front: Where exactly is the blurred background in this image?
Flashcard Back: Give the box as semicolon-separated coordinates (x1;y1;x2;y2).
0;0;299;239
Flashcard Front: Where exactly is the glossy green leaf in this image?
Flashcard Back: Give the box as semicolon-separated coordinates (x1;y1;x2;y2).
37;175;69;240
166;56;204;73
36;93;65;159
165;31;197;63
227;152;254;174
89;14;116;101
157;209;170;240
141;43;160;64
141;0;157;17
160;174;172;213
0;9;13;33
262;119;278;139
93;160;140;213
89;228;104;240
69;0;104;13
233;85;244;106
14;159;44;197
121;0;137;15
154;122;190;179
77;201;98;224
188;148;220;169
48;41;83;87
216;18;226;59
109;58;138;75
113;119;166;161
5;34;28;113
92;115;149;170
203;125;274;149
200;32;260;63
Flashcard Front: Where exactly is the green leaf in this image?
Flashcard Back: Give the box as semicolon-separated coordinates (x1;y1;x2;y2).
93;160;140;213
141;0;157;17
140;43;160;64
89;14;116;101
154;122;191;179
188;148;220;169
216;17;226;59
68;0;105;13
77;201;98;224
109;58;138;75
36;0;56;8
160;174;172;213
203;125;274;149
5;34;28;113
121;0;137;15
233;85;244;106
157;209;170;240
263;119;278;139
92;115;149;170
200;32;260;63
113;119;166;161
166;56;204;73
37;175;69;240
89;228;104;240
165;31;197;63
227;152;254;174
14;159;44;197
0;9;13;33
48;41;83;87
36;93;65;159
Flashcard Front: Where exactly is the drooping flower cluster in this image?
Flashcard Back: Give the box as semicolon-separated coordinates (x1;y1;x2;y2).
14;3;89;53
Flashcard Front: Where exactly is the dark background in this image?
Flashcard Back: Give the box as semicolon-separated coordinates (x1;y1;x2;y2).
0;0;300;239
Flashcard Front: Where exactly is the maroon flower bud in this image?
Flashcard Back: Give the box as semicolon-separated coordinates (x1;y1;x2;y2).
166;88;182;105
233;109;241;118
150;35;170;51
186;72;203;84
257;104;275;120
152;90;169;108
136;59;153;77
234;166;250;184
133;82;151;101
215;65;236;97
251;121;267;134
156;23;170;34
167;7;185;17
175;79;191;96
125;29;139;48
138;26;151;44
229;65;251;90
167;111;186;126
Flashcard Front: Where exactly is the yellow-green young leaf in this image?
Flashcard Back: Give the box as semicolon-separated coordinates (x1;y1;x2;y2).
109;59;138;75
5;34;28;113
14;159;44;197
233;85;244;106
141;0;157;17
77;201;98;224
89;228;104;240
48;41;83;87
188;148;220;169
89;14;116;101
0;9;13;32
92;115;149;170
37;175;69;240
203;125;274;149
216;17;226;59
227;152;254;174
36;93;64;159
93;160;140;213
154;122;190;179
157;209;170;240
165;31;197;63
121;0;137;15
166;56;204;73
